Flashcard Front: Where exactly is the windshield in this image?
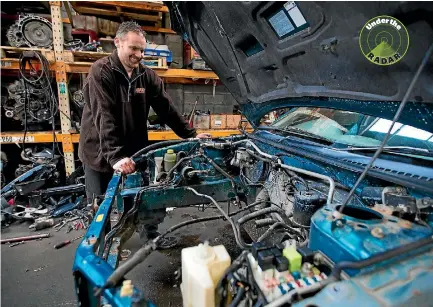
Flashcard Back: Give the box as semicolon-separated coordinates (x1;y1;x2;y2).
270;107;433;151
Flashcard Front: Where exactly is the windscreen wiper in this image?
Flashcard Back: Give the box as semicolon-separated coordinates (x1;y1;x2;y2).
333;146;433;158
257;126;333;144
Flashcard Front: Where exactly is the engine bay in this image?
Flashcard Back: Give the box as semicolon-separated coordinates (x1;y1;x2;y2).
73;134;433;307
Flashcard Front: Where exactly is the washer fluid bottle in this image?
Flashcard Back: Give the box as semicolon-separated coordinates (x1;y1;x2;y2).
181;241;231;307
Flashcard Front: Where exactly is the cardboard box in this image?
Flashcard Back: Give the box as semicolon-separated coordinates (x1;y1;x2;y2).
226;115;242;129
210;115;227;129
193;114;210;129
241;116;253;129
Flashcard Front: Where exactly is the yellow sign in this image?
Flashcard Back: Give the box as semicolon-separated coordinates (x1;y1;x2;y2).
96;214;104;222
359;15;409;66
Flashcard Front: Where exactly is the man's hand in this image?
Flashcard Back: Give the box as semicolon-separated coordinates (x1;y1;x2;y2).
196;133;212;139
113;157;136;175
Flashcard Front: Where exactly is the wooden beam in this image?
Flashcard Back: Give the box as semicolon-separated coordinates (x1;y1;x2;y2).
142;26;176;34
63;1;74;27
161;77;223;85
83;1;169;13
116;5;125;22
1;58;57;71
120;11;161;22
154;68;219;80
73;6;161;22
74;6;118;17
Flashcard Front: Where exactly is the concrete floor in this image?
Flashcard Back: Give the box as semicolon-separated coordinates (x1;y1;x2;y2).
1;207;243;307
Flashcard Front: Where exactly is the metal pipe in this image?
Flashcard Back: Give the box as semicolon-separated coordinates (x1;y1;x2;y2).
232;139;335;204
1;233;50;244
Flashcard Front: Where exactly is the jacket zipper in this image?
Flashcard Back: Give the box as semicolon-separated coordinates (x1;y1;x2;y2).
112;67;145;103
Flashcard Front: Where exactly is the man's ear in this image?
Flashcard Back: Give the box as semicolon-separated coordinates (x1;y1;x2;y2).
114;37;120;49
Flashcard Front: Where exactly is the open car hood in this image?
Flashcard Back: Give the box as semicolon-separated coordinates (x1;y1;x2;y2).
167;2;433;130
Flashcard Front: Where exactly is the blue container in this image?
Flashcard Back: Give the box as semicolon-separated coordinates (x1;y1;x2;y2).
143;48;173;63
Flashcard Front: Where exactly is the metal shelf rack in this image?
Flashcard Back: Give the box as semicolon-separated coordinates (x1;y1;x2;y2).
0;2;240;176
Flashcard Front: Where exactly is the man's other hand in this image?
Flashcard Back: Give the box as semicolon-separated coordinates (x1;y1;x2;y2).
196;133;212;139
113;157;136;175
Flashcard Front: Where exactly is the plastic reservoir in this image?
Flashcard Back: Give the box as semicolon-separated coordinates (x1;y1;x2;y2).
164;149;177;172
181;241;231;307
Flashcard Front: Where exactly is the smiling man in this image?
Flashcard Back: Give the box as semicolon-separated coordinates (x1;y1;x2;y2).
79;21;210;211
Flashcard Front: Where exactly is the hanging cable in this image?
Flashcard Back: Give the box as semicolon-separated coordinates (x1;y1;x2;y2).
19;51;58;162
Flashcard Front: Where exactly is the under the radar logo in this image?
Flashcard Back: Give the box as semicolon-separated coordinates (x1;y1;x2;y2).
359;15;409;66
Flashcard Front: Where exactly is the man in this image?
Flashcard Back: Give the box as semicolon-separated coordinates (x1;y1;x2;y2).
79;21;210;239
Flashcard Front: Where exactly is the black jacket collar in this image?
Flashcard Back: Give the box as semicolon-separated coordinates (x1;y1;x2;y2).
108;50;145;79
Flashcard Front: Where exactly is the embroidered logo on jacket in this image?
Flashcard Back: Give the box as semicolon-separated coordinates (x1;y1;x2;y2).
136;88;145;94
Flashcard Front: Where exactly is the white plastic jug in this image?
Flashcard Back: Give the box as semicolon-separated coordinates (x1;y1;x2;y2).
181;241;231;307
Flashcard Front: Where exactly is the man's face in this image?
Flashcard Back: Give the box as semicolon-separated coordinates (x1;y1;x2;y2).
115;32;147;71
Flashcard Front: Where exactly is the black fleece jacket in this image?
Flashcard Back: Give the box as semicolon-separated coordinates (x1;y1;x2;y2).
78;51;196;172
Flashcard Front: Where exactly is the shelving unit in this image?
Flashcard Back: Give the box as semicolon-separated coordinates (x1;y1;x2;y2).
0;2;241;176
1;130;243;144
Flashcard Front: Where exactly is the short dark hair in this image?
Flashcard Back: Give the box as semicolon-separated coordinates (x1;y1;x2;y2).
115;21;147;39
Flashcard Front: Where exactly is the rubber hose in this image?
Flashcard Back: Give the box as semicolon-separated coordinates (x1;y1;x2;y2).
131;139;190;159
258;222;301;242
332;235;433;280
238;207;284;225
229;287;246;307
103;243;154;289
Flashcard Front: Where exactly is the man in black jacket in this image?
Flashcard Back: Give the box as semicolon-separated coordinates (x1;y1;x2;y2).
79;21;210;238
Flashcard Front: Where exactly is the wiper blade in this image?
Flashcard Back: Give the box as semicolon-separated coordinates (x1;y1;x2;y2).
257;126;332;144
334;146;433;157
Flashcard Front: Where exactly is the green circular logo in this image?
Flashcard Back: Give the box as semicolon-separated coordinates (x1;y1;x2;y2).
359;15;409;66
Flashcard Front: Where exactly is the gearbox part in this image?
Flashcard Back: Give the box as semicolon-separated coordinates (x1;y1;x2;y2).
7;15;53;48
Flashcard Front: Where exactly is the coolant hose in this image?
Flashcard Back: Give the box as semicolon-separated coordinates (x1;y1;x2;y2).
131;139;192;159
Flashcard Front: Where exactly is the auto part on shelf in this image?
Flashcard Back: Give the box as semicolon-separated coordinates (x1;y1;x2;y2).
64;39;84;51
7;15;53;48
3;79;53;126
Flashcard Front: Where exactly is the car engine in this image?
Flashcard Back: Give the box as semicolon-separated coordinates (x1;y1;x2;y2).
73;135;433;307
